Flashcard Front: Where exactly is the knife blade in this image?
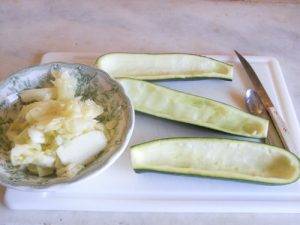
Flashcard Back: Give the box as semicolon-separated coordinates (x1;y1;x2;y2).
235;50;295;152
235;51;273;108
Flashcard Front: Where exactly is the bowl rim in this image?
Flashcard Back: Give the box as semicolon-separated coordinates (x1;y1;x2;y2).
0;62;135;190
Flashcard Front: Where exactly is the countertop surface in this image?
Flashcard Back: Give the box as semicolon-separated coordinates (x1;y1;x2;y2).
0;1;300;224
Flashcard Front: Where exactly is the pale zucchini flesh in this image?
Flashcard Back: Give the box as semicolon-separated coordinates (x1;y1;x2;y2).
131;138;300;184
119;79;269;138
96;53;233;80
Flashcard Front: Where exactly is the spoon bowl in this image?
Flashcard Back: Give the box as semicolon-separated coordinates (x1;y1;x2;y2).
245;89;264;115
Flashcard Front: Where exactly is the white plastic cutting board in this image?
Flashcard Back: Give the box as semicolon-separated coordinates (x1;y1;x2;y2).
4;53;300;212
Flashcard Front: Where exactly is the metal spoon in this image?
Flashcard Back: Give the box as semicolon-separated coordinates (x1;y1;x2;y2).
245;89;284;148
245;89;264;115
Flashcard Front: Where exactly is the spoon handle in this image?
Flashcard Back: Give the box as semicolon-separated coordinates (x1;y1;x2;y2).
267;107;295;152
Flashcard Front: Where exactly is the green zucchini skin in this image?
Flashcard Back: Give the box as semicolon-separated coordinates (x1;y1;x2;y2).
133;169;296;186
95;53;233;81
119;78;269;138
123;76;232;82
130;138;300;185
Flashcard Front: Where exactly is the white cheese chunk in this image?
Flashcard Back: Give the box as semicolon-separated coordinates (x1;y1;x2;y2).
28;128;45;144
20;88;56;102
10;144;55;167
56;131;107;165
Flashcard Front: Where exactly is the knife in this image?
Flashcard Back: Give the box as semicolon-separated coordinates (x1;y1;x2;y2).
235;50;295;152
